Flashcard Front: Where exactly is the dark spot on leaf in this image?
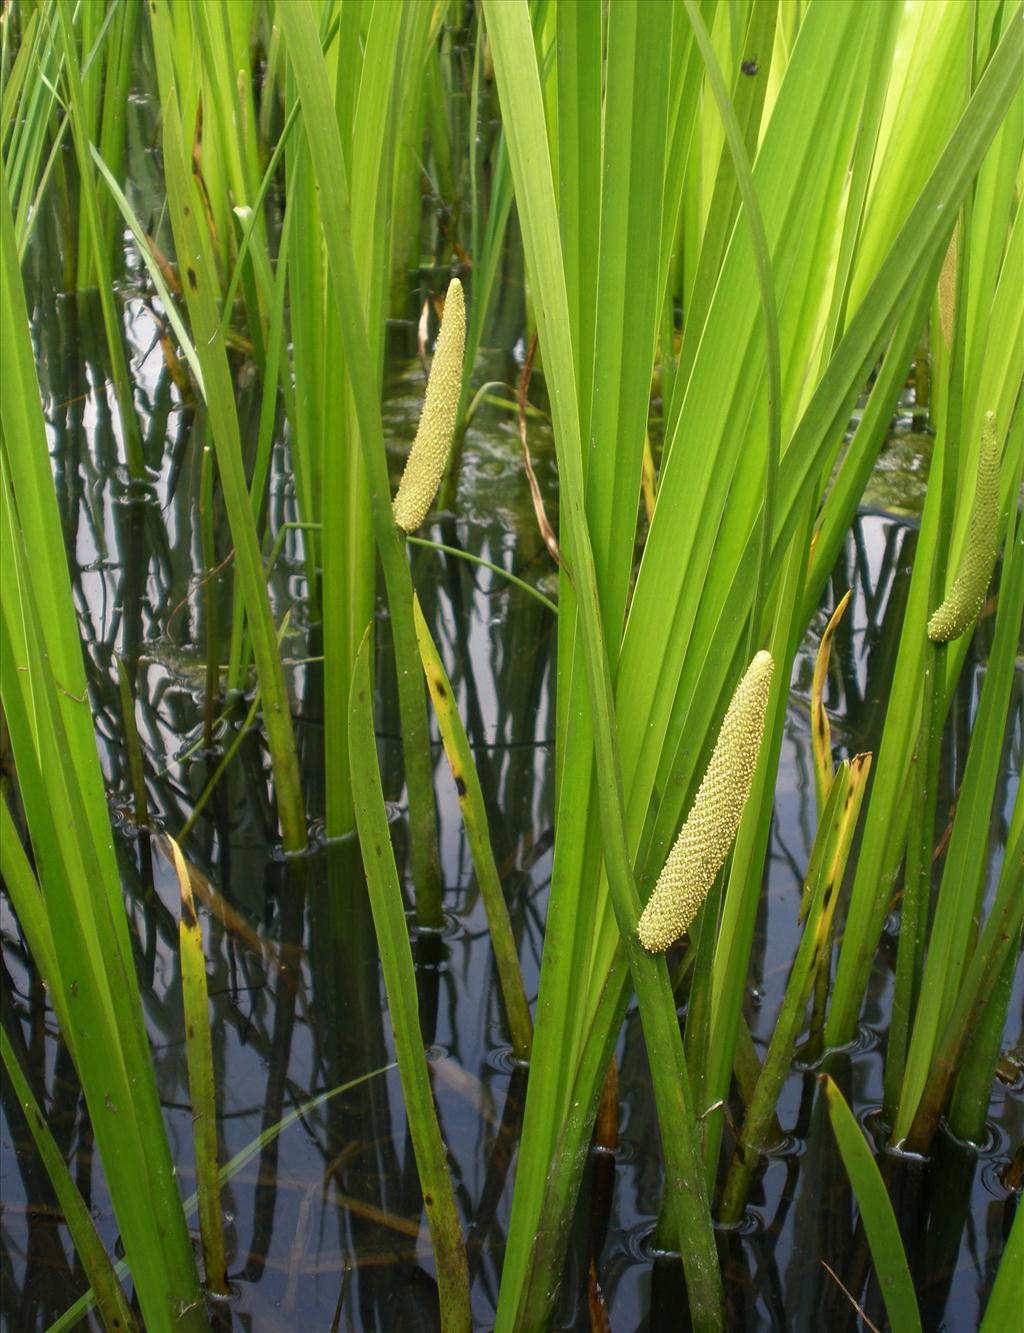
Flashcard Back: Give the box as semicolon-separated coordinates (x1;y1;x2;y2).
741;57;758;76
187;1024;195;1039
424;1193;433;1206
181;893;197;928
455;775;467;797
183;204;190;216
375;844;382;857
187;267;197;290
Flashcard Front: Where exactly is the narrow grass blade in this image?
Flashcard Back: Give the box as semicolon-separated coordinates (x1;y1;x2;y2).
161;834;228;1296
348;627;470;1330
407;536;558;614
88;145;206;395
412;595;533;1060
682;0;781;663
1;1027;139;1333
821;1076;922;1333
811;591;852;814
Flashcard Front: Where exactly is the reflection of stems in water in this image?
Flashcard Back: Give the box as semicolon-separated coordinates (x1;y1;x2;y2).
465;1066;528;1285
49;1057;397;1331
240;858;309;1282
313;841;408;1323
178;693;257;843
0;964;83;1322
914;1135;977;1328
115;656;154;890
585;1058;619;1314
177;612;291;841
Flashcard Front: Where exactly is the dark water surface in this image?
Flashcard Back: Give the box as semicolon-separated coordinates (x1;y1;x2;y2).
2;269;1021;1332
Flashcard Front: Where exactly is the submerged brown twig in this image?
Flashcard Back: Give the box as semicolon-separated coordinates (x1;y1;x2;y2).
820;1261;881;1333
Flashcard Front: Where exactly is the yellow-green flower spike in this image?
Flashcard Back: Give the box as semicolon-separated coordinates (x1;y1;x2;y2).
638;650;774;953
927;411;1000;643
393;278;466;533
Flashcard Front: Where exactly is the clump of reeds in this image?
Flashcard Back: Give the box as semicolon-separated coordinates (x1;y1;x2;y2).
927;411;999;642
638;650;774;953
393;278;466;532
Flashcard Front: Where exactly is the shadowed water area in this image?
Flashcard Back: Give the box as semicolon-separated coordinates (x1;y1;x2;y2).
2;209;1021;1333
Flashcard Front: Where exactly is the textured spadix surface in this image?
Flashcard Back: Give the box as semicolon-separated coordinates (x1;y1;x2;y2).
393;278;466;532
927;410;1000;643
638;650;775;953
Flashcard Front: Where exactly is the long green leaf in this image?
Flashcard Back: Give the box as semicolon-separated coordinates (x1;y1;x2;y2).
821;1076;922;1333
165;833;228;1295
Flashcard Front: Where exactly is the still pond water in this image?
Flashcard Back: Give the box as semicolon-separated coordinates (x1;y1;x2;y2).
1;266;1020;1331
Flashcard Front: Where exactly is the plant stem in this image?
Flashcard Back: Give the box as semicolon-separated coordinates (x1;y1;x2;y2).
349;630;471;1328
883;649;938;1123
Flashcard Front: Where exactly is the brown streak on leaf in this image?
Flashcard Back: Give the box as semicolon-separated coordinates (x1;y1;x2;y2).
518;333;566;576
